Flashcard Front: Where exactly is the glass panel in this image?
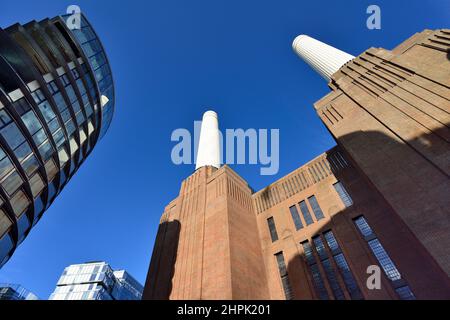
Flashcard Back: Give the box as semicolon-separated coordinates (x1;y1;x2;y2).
395;286;415;300
333;182;353;207
308;195;325;220
267;217;278;242
289;205;303;230
322;259;346;300
299;201;314;225
310;263;329;300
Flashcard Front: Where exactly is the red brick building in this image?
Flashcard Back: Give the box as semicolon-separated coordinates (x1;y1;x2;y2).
143;29;450;300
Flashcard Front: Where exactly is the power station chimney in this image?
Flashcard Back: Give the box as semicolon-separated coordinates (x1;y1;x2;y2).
292;35;355;81
195;110;221;170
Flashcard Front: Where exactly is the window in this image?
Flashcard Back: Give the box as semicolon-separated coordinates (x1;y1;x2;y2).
312;236;328;260
47;81;58;94
310;264;329;300
395;286;415;300
299;201;314;225
289;205;303;230
31;89;46;104
323;230;363;299
302;241;329;300
324;231;339;252
354;216;415;300
367;239;401;281
267;217;278;242
333;182;353;207
13;98;31;116
333;253;363;300
322;258;345;300
275;252;294;300
308;195;324;220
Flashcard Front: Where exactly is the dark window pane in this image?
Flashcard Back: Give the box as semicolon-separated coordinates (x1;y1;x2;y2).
308;195;324;220
333;182;353;207
324;231;340;251
289;205;303;230
354;216;374;237
333;253;363;300
301;241;316;265
368;239;401;281
322;259;345;300
267;217;278;242
310;263;329;300
299;201;314;225
275;252;287;276
395;286;415;300
313;236;328;260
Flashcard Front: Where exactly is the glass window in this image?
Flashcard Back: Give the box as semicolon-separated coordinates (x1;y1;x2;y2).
0;110;12;127
308;195;325;220
22;110;43;135
31;89;46;104
17;212;30;243
267;217;278;242
322;258;345;300
1;122;26;150
324;231;340;252
395;286;415;300
13;98;31;116
2;170;23;196
354;215;413;298
333;182;353;207
275;252;287;277
275;252;293;300
333;253;363;300
289;205;303;230
354;216;374;237
0;154;14;180
10;189;29;217
313;236;328;260
299;201;314;225
310;263;329;300
301;241;316;265
0;233;13;262
368;239;401;281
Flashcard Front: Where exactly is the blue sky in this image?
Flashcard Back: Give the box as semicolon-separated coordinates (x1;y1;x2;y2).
0;0;448;298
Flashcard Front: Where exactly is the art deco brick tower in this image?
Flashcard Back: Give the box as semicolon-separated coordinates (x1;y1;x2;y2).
294;30;450;277
144;111;270;299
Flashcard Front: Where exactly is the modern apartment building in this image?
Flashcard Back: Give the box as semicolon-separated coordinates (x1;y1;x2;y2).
49;262;143;300
0;13;115;267
143;29;450;300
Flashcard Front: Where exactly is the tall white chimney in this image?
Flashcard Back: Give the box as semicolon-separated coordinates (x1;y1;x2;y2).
195;111;221;170
292;35;355;81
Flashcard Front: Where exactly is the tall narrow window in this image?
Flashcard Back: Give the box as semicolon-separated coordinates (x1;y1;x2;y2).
299;201;314;225
275;252;294;300
323;231;363;300
308;195;324;220
354;216;415;300
333;182;353;207
301;241;329;300
267;217;278;242
312;236;345;300
289;205;303;230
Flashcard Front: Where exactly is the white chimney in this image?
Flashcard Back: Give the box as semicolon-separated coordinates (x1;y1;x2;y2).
292;35;355;81
195;111;221;170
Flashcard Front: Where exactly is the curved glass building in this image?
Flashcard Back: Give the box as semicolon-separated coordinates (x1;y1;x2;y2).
0;14;115;268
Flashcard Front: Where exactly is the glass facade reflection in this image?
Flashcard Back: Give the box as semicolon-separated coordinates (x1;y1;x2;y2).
0;283;39;300
49;262;143;300
0;14;115;268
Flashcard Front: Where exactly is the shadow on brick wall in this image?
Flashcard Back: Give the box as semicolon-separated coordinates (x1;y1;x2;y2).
142;219;180;300
284;127;450;300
